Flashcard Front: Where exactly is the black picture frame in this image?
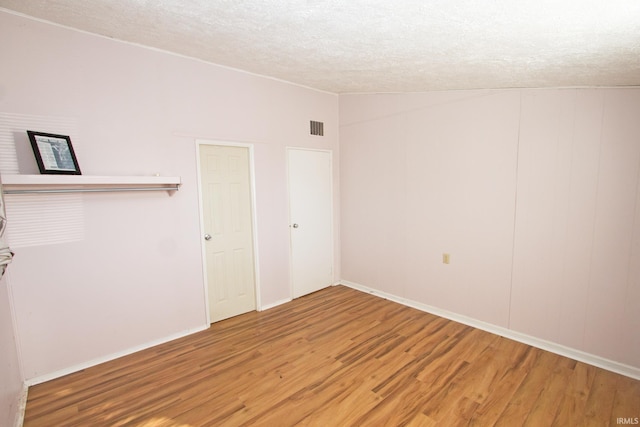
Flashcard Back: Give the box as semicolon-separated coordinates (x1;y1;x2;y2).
27;131;82;175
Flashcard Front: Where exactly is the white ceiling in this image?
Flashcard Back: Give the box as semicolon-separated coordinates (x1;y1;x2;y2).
2;0;640;93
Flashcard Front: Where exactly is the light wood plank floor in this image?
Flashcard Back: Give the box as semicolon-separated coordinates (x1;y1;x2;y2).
24;285;640;426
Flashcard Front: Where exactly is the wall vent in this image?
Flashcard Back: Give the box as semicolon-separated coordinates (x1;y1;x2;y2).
310;120;324;136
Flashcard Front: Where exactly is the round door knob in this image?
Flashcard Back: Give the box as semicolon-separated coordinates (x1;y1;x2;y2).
204;234;212;240
292;223;299;228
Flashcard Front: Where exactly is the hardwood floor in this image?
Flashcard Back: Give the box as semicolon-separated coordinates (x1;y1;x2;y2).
24;285;639;426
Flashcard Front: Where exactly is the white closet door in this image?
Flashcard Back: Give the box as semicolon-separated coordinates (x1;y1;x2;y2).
200;144;256;322
287;148;333;298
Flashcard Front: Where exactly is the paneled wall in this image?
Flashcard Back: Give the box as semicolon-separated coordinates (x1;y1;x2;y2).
0;10;338;381
340;88;640;369
512;89;640;366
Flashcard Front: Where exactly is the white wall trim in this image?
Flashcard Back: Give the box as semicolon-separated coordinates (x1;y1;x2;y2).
0;8;339;97
339;280;640;380
13;383;27;427
25;324;208;386
260;298;292;312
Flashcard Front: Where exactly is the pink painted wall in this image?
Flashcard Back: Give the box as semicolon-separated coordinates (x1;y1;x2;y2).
340;88;640;369
340;91;519;327
511;89;640;367
0;11;338;381
0;277;23;427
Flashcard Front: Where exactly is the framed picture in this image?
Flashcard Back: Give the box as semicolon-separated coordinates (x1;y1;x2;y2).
27;131;82;175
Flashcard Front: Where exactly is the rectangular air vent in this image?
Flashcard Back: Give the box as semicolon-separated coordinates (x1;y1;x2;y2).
310;120;324;136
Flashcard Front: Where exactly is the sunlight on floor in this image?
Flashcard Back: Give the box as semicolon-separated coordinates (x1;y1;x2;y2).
134;417;192;427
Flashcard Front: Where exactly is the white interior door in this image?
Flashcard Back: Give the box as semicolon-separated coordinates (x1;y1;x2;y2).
199;144;257;323
288;148;333;298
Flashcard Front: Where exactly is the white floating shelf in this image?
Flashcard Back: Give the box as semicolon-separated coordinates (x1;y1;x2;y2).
1;174;182;195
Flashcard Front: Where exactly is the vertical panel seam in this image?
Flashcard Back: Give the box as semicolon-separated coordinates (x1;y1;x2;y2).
507;90;524;330
581;91;607;349
560;90;579;317
622;98;640;348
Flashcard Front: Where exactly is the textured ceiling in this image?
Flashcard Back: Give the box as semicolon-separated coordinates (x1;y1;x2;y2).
2;0;640;93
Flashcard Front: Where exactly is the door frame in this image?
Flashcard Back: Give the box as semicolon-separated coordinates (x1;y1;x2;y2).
195;139;262;323
286;147;334;299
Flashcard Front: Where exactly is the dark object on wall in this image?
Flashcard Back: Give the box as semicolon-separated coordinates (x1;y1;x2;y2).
27;130;81;175
310;120;324;136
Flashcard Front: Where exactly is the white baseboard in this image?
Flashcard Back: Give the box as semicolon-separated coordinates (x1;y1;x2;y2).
339;280;640;380
13;383;28;427
24;294;311;388
260;297;292;311
25;324;209;386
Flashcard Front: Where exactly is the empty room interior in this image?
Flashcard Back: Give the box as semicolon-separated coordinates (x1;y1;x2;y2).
1;1;640;426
